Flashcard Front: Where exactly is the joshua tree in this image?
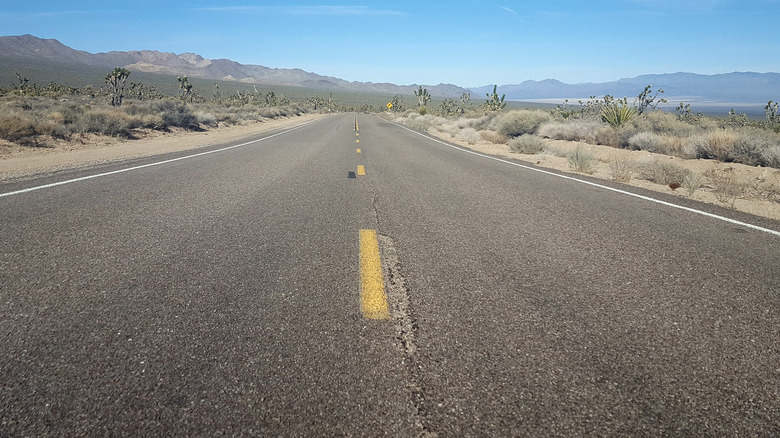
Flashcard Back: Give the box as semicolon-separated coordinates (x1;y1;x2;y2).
105;67;130;106
485;85;506;111
177;75;193;102
414;85;431;107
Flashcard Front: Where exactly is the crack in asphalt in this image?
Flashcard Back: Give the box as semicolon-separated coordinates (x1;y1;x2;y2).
377;231;437;437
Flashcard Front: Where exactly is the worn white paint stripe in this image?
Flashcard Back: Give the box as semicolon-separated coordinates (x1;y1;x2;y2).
387;118;780;238
0;120;316;198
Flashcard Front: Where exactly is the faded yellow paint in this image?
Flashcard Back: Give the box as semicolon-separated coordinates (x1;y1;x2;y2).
359;229;389;320
357;165;366;176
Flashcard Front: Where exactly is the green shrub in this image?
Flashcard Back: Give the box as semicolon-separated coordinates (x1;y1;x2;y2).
508;134;546;154
495;110;551;137
600;103;636;128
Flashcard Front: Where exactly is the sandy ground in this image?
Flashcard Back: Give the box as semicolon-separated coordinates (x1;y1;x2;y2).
424;127;780;222
0;114;324;182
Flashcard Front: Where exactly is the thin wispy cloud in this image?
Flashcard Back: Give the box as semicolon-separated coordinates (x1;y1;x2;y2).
196;5;404;16
498;5;518;15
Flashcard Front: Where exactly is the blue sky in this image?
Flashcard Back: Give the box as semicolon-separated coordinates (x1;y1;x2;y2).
3;1;779;87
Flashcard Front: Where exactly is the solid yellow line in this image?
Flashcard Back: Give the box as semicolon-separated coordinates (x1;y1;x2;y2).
355;117;359;132
356;148;361;153
360;229;389;320
357;165;366;176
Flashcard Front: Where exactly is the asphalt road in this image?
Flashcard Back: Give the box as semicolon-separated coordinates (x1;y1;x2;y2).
1;113;779;436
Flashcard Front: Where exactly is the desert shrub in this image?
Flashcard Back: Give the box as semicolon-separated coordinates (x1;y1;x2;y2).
682;172;704;196
479;130;507;144
75;111;135;137
639;159;691;185
458;128;481;144
195;112;218;127
706;168;744;207
760;146;780;168
508;134;546;154
0;115;36;144
631;110;700;137
729;132;780;167
537;119;605;142
691;130;738;161
628;132;665;152
594;126;621;147
494;110;551;137
153;101;198;129
567;146;596;174
609;156;635;182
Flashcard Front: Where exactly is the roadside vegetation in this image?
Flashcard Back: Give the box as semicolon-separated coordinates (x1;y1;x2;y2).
387;85;780;210
0;70;370;148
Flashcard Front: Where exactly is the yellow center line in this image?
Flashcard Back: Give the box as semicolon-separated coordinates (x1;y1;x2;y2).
357;165;366;176
359;229;389;320
356;139;360;143
356;148;361;153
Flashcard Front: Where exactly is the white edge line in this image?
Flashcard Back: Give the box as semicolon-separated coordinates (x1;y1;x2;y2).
384;116;780;238
0;120;317;198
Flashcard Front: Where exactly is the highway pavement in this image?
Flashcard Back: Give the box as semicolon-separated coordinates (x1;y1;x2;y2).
1;113;779;436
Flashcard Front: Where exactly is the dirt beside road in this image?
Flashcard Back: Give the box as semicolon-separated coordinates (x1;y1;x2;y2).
0;114;324;182
423;127;780;223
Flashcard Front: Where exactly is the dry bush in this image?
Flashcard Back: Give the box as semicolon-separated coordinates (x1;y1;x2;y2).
691;130;738;161
537;119;605;142
493;110;551;137
761;146;780;168
458;127;481;144
609;156;635;182
682;172;704;196
479;130;507;144
567;146;596;174
639;159;691;185
595;126;621;147
75;110;138;137
630;110;700;137
705;168;745;207
0;115;37;145
508;134;546;154
628;132;665;152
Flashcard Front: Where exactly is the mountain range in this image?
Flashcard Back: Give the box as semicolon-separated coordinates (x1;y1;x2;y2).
1;34;778;108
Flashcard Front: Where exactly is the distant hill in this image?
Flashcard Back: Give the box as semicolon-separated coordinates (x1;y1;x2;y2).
0;34;468;97
470;72;780;106
3;34;778;109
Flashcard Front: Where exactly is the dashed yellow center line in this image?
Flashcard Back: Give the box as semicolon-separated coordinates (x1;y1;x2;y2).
357;165;366;176
359;229;389;320
356;148;361;153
